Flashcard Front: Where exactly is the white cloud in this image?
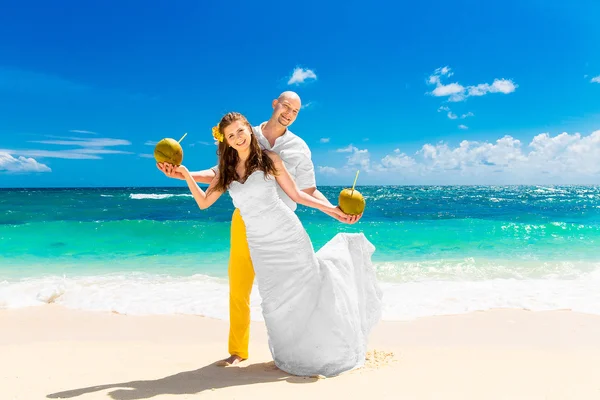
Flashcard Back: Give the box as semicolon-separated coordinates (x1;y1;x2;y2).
333;145;372;172
591;75;600;83
380;151;416;170
0;152;51;173
467;79;518;96
347;147;370;170
428;66;453;85
69;130;96;134
336;145;355;153
458;124;468;130
189;141;213;147
320;138;330;143
318;166;338;175
138;154;155;159
414;136;526;174
427;67;518;102
321;129;600;183
439;106;473;120
301;101;313;109
288;67;317;85
0;148;97;159
71;148;133;155
332;146;416;174
4;134;133;160
29;138;131;147
432;83;466;101
145;140;158;146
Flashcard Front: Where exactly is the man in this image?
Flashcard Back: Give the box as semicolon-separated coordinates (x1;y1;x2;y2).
157;91;361;366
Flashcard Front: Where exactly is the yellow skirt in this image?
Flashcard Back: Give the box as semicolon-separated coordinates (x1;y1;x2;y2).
227;208;255;359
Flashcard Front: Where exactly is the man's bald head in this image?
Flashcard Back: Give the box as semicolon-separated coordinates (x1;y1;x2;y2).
277;91;302;106
270;91;302;128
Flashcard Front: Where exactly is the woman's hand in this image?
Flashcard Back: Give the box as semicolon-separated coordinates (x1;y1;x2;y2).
174;165;189;176
156;162;185;180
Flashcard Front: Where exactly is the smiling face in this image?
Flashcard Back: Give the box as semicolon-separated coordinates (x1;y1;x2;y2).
272;92;301;127
210;111;278;194
222;119;252;152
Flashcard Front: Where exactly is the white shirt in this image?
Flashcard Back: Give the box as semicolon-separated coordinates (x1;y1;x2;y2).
212;122;316;212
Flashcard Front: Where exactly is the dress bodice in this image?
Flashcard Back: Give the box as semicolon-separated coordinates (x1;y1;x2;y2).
228;170;281;216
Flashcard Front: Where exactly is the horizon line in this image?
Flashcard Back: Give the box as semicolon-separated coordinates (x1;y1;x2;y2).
2;183;600;190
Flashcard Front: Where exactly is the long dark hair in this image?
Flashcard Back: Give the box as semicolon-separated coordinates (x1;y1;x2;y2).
210;112;278;193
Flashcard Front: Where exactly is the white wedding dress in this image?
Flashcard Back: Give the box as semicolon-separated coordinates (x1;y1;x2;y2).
228;170;383;377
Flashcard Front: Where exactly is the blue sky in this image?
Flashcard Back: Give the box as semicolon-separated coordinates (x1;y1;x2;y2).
1;0;599;187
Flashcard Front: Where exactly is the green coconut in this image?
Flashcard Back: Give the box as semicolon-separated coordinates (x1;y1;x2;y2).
338;170;366;215
153;134;186;165
338;188;366;215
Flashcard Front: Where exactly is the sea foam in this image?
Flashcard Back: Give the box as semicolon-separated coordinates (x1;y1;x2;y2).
2;267;600;320
129;193;192;200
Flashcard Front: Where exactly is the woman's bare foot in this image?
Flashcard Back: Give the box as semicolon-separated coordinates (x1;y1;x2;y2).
216;355;246;367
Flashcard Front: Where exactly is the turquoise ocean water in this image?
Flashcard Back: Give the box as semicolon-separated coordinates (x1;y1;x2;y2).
1;185;600;320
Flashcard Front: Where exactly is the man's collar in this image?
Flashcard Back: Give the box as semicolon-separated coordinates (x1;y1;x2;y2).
258;121;289;137
255;121;291;147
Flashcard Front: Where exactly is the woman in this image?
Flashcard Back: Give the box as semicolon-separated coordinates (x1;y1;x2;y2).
175;112;383;377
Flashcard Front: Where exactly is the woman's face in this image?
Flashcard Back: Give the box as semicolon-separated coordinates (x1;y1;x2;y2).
223;120;252;152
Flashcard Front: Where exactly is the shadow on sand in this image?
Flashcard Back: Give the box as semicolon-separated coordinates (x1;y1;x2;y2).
47;360;318;400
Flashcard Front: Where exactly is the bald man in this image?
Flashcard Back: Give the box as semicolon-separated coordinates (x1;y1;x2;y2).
157;91;360;366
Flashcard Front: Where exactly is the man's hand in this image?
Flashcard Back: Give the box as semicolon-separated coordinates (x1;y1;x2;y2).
157;162;185;180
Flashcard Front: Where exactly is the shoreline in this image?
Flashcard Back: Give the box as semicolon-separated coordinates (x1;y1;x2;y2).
4;271;600;322
2;305;599;399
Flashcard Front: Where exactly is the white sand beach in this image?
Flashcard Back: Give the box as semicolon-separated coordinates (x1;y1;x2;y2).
1;306;600;399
